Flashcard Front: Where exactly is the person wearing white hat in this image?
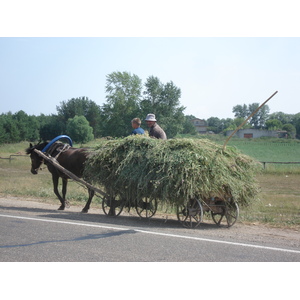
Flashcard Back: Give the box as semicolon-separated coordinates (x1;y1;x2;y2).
145;113;167;140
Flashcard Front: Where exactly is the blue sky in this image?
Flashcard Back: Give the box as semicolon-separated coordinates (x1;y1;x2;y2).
1;37;299;120
1;1;300;120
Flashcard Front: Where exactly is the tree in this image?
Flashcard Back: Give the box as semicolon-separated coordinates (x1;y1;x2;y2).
101;71;143;137
142;75;164;114
39;114;66;141
268;112;293;125
232;103;270;129
294;114;300;138
219;118;234;134
1;112;20;143
248;103;270;128
207;117;223;133
7;111;40;142
232;104;248;119
56;97;102;138
141;77;185;138
282;124;296;138
66;115;94;144
233;117;251;129
265;119;283;130
0;116;7;143
182;115;198;135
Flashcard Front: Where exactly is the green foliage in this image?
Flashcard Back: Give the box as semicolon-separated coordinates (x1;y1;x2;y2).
141;76;185;138
2;71;300;145
56;96;102;138
39;114;65;141
268;111;294;124
233;103;270;129
84;136;261;207
101;71;143;137
282;123;296;138
265;119;283;130
182;115;198;135
0;111;39;143
66;115;94;143
232;104;248;118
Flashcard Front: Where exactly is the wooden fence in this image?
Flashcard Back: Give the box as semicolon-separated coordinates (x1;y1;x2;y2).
0;154;28;162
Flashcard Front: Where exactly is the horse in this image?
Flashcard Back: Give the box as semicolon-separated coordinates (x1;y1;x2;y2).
26;141;95;213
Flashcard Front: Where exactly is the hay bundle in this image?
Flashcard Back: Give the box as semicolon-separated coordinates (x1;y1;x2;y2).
84;136;261;206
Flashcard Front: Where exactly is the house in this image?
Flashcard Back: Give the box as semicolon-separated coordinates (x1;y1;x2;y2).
225;129;288;139
191;118;207;134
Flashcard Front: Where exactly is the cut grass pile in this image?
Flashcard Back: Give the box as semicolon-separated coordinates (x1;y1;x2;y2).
84;136;261;207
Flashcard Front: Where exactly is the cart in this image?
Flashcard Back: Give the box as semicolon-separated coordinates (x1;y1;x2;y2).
176;197;239;228
100;191;239;229
101;192;158;219
34;148;239;229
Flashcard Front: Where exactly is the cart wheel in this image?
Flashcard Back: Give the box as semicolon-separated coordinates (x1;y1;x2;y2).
135;198;157;218
177;198;203;228
211;201;226;226
225;201;239;227
102;195;124;216
211;200;239;227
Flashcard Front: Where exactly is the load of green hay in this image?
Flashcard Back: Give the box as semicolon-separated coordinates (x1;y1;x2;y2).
84;136;261;207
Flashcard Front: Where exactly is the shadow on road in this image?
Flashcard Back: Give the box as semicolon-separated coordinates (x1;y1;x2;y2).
0;204;225;230
0;229;137;249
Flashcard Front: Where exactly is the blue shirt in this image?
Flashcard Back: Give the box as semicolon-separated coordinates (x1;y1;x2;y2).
131;127;145;135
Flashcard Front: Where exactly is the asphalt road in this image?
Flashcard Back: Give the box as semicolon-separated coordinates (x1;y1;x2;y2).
0;197;300;262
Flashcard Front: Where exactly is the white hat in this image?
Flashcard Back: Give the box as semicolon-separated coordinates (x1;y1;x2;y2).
145;113;157;122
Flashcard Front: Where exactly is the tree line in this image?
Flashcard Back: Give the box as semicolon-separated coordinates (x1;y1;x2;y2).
1;71;300;144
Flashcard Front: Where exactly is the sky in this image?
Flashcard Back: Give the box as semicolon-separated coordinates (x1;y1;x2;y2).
1;1;300;121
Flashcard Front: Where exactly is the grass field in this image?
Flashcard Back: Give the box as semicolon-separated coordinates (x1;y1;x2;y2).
0;138;299;229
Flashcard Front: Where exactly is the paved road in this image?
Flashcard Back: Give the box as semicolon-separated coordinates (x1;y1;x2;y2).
0;197;299;262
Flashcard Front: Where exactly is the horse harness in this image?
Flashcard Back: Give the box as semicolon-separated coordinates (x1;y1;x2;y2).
43;142;71;163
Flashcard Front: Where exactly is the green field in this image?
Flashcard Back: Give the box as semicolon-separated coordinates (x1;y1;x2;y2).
0;138;299;229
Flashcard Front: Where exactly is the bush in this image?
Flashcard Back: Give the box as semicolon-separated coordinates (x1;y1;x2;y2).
66;115;94;144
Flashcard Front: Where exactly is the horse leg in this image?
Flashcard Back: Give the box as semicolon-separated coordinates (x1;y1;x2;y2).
52;175;65;210
62;178;70;208
81;189;95;213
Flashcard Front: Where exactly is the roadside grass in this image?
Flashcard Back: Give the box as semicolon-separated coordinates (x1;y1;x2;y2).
239;174;300;228
0;139;299;229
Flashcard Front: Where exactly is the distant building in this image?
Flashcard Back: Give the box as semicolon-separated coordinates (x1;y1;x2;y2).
191;118;207;134
225;129;288;139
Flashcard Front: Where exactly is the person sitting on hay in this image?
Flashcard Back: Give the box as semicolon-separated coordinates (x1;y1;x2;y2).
131;118;145;135
145;113;167;140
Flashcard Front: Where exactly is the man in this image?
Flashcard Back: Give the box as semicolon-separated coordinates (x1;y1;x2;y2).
145;113;167;139
131;118;145;135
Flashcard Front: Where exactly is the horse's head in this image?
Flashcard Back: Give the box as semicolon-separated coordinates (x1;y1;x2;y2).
26;142;48;174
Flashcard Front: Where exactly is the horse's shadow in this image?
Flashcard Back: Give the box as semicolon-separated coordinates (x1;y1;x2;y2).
0;229;137;249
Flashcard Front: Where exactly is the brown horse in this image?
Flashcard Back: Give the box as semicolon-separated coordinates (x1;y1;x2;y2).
26;142;94;212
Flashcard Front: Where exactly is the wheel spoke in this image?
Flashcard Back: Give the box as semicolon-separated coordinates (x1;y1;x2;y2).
102;195;124;217
225;201;239;227
177;199;203;228
136;198;157;218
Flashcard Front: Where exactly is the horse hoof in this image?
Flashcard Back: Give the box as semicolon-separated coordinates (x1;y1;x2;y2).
58;206;65;210
81;209;88;213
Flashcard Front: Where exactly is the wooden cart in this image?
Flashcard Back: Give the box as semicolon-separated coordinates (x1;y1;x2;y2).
34;148;239;228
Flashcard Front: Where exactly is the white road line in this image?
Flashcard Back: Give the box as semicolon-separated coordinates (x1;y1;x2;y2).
1;213;299;254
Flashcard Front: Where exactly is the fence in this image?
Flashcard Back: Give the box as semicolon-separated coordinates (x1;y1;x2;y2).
260;161;300;170
2;155;300;172
0;154;28;162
